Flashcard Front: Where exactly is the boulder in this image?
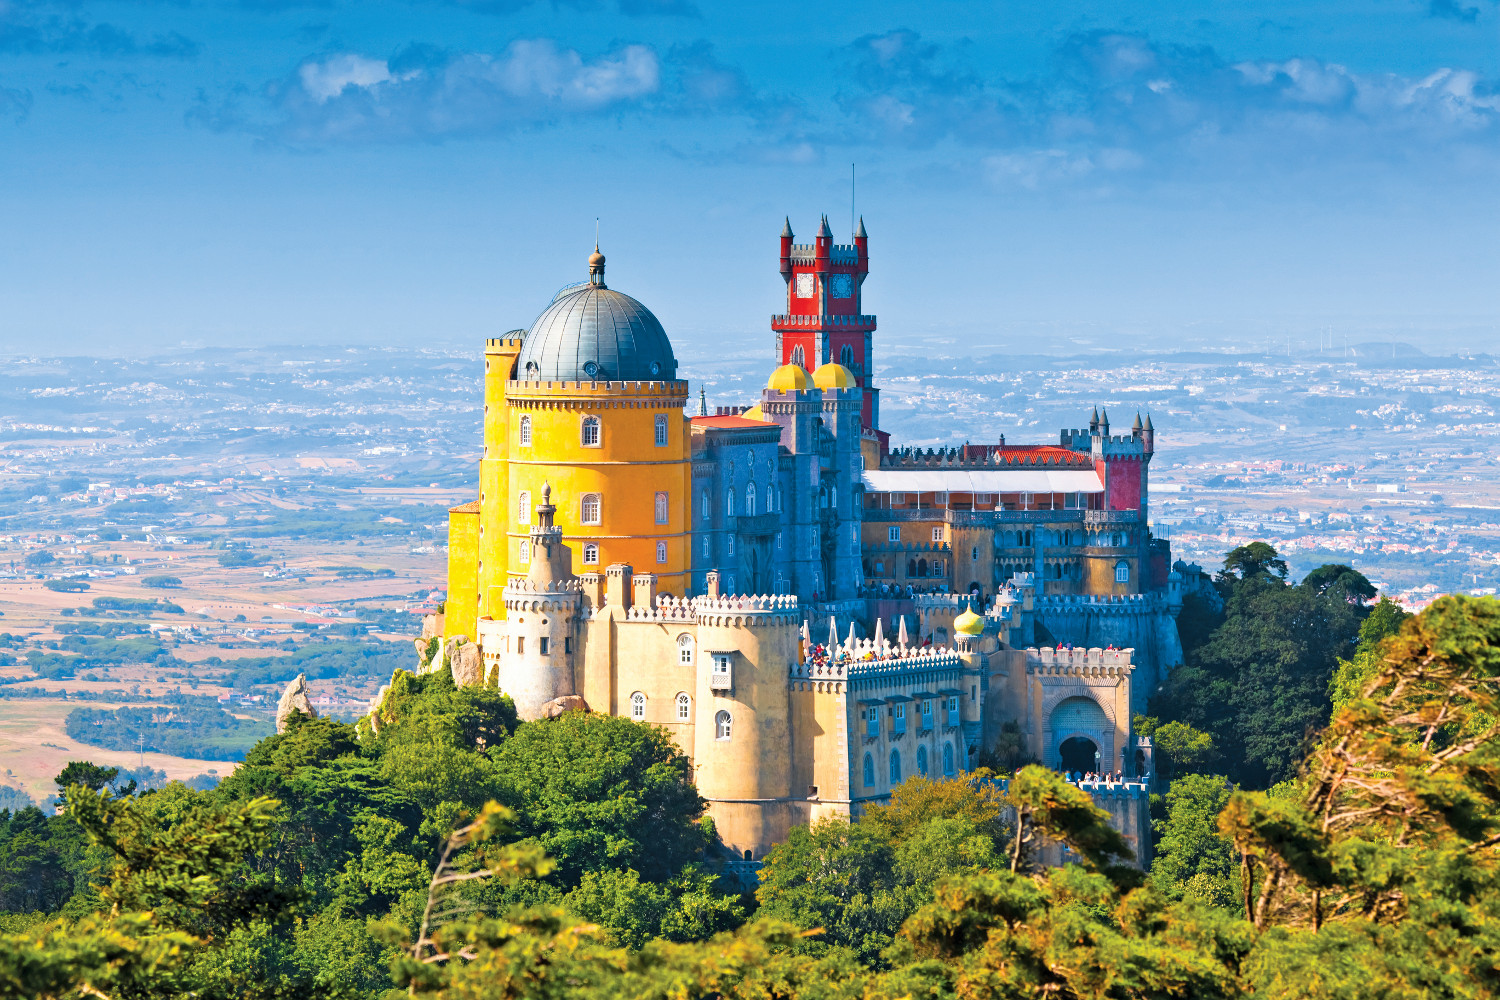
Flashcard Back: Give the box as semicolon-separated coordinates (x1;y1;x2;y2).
449;641;482;687
540;694;589;718
275;673;318;734
421;613;445;641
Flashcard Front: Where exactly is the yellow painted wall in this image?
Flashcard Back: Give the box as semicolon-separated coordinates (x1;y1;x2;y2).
479;339;522;622
504;379;692;597
445;504;480;641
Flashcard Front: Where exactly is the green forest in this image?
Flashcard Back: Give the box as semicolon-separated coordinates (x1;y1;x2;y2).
63;705;274;761
2;542;1498;999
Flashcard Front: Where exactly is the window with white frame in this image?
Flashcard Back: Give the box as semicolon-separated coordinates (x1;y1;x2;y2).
630;691;645;720
701;534;710;557
656;541;667;564
727;535;735;556
715;710;732;740
830;484;837;508
517;491;530;524
726;488;736;518
582;543;599;565
677;634;694;665
710;653;732;690
581;415;600;447
676;692;691;721
654;414;668;447
655;491;669;525
891;492;905;504
519;540;530;565
1115;560;1130;583
935;492;948;504
887;526;900;542
580;493;601;525
931;526;943;542
745;482;757;515
519;415;532;447
701;490;710;519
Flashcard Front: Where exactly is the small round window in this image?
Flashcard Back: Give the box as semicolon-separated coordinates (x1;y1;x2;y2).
650;360;661;375
583;360;599;378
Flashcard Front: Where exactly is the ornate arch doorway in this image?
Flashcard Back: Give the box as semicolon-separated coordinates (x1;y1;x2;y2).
1060;736;1099;774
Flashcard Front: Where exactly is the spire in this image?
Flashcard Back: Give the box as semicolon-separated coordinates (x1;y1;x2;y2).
781;216;793;238
1144;411;1154;431
817;215;832;238
698;388;707;416
1100;407;1110;429
855;215;867;239
536;482;555;529
1132;411;1143;432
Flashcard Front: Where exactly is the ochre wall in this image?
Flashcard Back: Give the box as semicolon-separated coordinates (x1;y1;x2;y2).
505;380;692;597
479;339;521;622
445;506;480;642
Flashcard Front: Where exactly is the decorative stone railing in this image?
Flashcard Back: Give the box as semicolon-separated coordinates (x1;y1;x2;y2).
1025;646;1134;675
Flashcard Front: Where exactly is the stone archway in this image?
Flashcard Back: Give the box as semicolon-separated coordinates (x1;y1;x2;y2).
1060;736;1097;774
1047;695;1112;772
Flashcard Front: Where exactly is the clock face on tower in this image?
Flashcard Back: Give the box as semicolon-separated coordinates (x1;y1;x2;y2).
794;273;816;299
829;273;853;299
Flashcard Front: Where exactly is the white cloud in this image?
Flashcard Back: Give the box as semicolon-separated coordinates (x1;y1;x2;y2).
299;54;397;104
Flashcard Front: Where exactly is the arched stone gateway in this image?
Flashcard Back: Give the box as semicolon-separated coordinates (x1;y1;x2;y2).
1047;695;1112;772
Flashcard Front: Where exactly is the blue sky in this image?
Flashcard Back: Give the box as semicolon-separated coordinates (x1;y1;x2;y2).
0;0;1496;356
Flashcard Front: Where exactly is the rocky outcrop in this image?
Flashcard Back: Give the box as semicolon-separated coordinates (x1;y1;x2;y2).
276;673;317;734
539;694;588;718
449;641;482;687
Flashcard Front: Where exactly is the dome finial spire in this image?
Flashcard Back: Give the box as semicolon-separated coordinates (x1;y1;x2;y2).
588;230;606;286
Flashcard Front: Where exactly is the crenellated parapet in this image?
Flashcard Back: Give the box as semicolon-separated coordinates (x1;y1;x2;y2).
1036;593;1162;615
1026;646;1134;677
879;447;1093;469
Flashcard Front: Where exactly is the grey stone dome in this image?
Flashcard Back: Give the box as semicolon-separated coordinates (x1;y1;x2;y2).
517;260;677;382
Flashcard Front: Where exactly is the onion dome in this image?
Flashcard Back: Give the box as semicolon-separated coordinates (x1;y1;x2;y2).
742;403;767;421
516;247;677;382
811;362;856;390
766;363;810;393
954;607;985;636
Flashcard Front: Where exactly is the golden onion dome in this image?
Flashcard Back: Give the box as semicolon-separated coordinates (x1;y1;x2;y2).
742;403;767;421
811;362;856;390
766;363;810;393
953;607;985;636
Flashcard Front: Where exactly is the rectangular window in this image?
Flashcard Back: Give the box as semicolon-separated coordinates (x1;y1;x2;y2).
539;637;549;656
921;700;933;729
866;707;879;737
893;703;906;734
931;526;943;542
887;526;900;542
710;654;733;691
946;696;959;728
564;637;572;654
516;636;525;655
891;492;904;505
935;492;948;505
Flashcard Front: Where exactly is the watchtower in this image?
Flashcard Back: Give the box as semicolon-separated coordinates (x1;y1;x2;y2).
774;215;878;431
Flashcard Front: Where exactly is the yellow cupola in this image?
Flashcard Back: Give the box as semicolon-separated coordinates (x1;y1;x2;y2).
811;362;856;390
953;606;985;636
767;363;810;393
742;403;767;421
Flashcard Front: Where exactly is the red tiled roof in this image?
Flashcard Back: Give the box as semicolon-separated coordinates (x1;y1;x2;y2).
449;500;482;513
691;416;776;430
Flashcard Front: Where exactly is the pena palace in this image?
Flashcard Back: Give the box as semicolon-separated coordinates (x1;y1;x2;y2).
426;216;1187;865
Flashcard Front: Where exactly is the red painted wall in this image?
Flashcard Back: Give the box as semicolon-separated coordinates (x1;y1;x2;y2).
1107;459;1142;511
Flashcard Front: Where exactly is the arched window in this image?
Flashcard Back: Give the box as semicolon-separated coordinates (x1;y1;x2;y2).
677;634;694;665
580;493;601;525
776;486;784;513
727;535;735;556
519;540;530;565
830;484;837;508
630;692;645;720
917;745;929;776
791;345;805;367
726;489;736;518
656;541;667;564
1115;560;1130;583
581;415;601;447
676;692;691;721
863;752;875;788
840;344;854;367
654;414;668;447
517;491;530;524
582;543;599;565
701;534;710;557
701;490;710;519
943;742;955;776
889;749;902;784
715;710;732;740
655;491;669;525
519;415;532;447
745;482;757;515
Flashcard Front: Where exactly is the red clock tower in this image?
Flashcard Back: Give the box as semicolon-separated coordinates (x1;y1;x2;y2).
775;214;879;433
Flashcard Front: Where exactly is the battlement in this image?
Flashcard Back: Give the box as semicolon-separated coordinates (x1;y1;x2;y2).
878;446;1093;469
1036;593;1161;614
504;576;584;595
786;244;861;265
506;379;689;400
1025;646;1134;675
485;337;525;352
791;641;964;682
